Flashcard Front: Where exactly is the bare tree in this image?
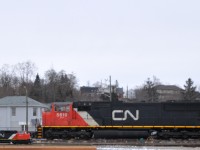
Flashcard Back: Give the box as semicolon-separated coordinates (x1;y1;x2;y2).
13;61;37;96
68;73;78;89
0;61;80;102
44;69;57;102
15;61;37;84
152;76;161;86
57;70;75;100
66;72;78;99
44;69;78;102
0;64;18;97
135;86;147;101
93;81;102;88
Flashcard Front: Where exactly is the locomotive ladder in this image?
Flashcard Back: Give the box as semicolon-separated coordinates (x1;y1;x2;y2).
37;126;43;139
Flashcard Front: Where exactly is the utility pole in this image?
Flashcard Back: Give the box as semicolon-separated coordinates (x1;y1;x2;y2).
127;85;129;99
109;76;112;102
24;86;28;133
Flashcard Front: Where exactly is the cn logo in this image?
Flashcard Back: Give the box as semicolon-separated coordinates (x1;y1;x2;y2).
112;110;139;121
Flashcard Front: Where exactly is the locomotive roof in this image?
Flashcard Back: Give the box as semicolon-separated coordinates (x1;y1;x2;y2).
73;100;200;106
52;102;72;105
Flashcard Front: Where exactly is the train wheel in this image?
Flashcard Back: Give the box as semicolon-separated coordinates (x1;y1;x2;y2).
62;134;71;140
79;134;87;139
45;130;53;140
163;134;169;139
78;131;92;140
181;131;188;139
12;141;16;144
182;134;188;139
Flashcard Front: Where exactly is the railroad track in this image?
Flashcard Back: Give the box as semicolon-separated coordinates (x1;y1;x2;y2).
31;138;200;147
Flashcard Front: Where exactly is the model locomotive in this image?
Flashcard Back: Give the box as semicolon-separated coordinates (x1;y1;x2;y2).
38;97;200;139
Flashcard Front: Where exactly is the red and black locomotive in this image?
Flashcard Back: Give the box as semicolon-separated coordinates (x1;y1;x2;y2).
38;98;200;139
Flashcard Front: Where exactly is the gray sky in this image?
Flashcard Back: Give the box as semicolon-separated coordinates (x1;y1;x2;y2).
0;0;200;89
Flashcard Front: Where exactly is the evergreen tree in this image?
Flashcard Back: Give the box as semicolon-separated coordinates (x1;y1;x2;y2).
30;74;42;101
182;78;197;100
57;73;71;101
144;78;158;102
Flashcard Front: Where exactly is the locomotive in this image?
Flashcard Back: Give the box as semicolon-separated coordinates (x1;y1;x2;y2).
38;96;200;139
0;130;31;144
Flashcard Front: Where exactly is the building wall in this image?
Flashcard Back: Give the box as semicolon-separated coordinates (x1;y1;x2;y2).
156;89;182;101
0;106;44;132
0;107;10;130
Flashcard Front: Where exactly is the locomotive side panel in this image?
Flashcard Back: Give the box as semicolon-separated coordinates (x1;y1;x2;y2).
84;102;161;126
75;101;200;126
160;102;200;126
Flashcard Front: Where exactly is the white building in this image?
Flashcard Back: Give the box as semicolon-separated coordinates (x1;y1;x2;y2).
0;96;48;132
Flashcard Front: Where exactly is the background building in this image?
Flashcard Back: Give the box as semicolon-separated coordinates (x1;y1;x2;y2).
155;85;183;101
0;96;48;132
80;86;124;101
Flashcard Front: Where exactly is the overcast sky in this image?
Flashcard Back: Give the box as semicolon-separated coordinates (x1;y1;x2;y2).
0;0;200;89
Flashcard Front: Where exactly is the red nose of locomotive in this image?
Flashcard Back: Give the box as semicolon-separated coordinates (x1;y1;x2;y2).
42;102;88;126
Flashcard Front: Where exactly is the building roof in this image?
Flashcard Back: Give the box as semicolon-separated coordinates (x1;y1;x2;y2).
80;86;99;93
0;96;48;107
155;85;182;91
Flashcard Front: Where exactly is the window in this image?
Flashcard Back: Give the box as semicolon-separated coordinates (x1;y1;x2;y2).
11;107;16;116
55;104;70;112
33;108;37;116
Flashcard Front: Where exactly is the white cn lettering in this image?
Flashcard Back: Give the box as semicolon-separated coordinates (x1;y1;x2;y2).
112;110;139;121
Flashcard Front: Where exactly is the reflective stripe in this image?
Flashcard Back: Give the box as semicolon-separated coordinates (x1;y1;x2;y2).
42;126;200;129
8;134;16;140
78;111;99;126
